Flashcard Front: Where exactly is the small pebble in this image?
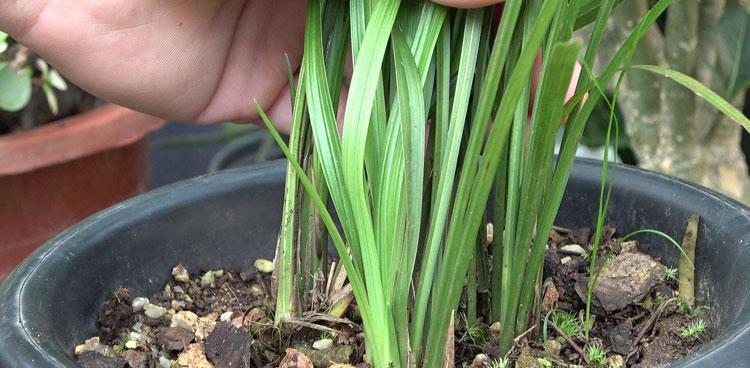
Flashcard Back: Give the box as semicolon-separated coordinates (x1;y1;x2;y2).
171;264;190;283
129;332;143;342
171;310;199;331
249;285;264;297
254;259;274;273
561;256;572;265
125;340;139;350
131;297;149;313
544;339;562;356
144;304;167;319
607;354;625;368
220;311;233;322
313;338;333;351
74;337;103;356
158;356;173;368
214;269;224;278
561;244;588;256
200;271;215;287
171;300;186;309
173;285;185;294
131;322;143;333
489;322;502;336
472;353;490;367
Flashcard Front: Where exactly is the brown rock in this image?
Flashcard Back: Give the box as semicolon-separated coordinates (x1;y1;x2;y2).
591;252;665;312
606;321;634;355
77;351;127;368
204;322;254;368
157;327;196;351
120;350;149;368
279;348;313;368
177;343;214;368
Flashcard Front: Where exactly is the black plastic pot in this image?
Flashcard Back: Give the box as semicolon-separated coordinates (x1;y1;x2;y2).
2;159;750;367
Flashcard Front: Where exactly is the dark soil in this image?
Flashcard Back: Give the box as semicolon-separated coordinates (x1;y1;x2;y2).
75;226;709;368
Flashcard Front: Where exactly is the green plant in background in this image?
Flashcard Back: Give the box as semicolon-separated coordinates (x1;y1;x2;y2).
591;0;750;203
0;33;67;115
253;0;750;366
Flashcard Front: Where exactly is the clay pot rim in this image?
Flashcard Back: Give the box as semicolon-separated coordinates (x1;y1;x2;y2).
0;104;164;176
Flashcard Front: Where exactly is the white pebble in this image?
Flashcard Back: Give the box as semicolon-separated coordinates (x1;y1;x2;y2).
144;304;167;319
171;311;199;330
125;340;139;350
171;264;190;283
254;259;274;273
561;244;588;256
220;311;233;322
131;297;150;312
200;271;215;287
313;338;333;351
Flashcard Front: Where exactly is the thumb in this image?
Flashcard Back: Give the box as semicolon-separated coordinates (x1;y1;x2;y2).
431;0;505;8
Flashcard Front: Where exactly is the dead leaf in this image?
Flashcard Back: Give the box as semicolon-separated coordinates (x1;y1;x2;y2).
279;348;314;368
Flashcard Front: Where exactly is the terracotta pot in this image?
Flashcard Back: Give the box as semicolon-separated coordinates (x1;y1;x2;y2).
0;104;163;281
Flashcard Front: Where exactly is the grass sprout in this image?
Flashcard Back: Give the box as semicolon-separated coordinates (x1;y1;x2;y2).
483;358;511;368
551;310;582;338
662;266;678;282
586;341;607;366
680;320;706;339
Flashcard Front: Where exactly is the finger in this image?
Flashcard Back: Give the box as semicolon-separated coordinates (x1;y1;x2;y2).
0;2;45;39
431;0;505;9
259;78;349;135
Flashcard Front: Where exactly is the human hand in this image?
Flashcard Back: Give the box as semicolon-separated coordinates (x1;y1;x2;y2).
0;1;505;132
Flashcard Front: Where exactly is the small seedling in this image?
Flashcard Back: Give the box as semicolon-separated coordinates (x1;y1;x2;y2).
550;310;582;338
662;267;678;282
460;322;488;345
585;341;607;366
680;320;706;339
537;357;553;367
483;358;511;368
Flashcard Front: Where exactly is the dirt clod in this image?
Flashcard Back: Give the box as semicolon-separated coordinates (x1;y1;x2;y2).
98;288;135;345
157;327;195;351
120;350;150;368
606;321;634;355
203;322;254;368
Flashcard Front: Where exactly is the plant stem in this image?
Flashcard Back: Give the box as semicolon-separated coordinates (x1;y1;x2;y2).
679;214;699;306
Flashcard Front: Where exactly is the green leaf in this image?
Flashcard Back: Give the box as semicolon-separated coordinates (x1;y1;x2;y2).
717;4;750;98
47;69;68;91
575;0;624;30
35;59;49;75
0;31;7;54
390;28;426;366
0;63;32;112
631;64;750;133
42;83;59;115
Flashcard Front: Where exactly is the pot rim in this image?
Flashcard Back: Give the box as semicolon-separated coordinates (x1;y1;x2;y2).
2;158;750;367
0;104;164;176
